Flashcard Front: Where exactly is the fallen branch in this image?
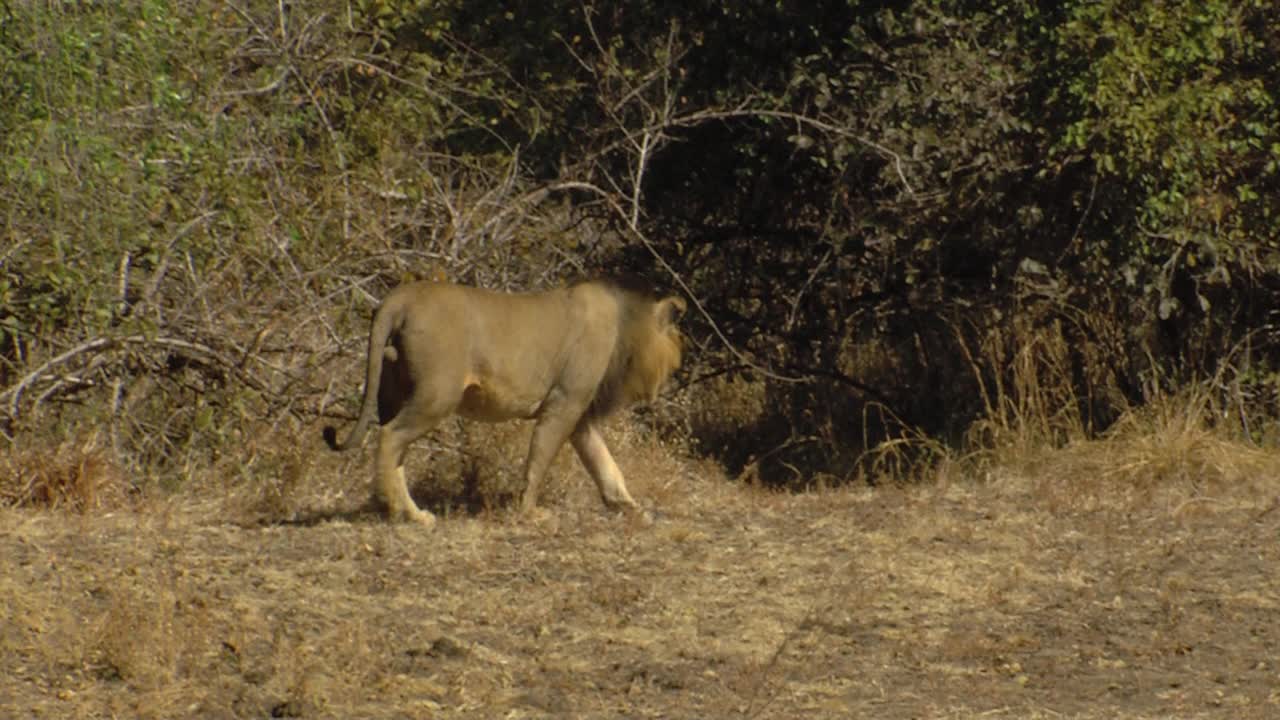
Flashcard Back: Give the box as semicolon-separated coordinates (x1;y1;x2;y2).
2;334;271;419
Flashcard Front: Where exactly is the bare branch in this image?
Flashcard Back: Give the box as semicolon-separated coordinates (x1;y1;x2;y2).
786;248;833;332
334;56;516;154
2;335;273;419
670;107;916;196
530;181;808;385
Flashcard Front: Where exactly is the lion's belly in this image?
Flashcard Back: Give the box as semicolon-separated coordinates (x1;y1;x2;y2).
456;379;543;422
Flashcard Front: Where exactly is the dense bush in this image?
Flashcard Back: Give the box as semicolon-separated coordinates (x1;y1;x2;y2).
2;0;1278;490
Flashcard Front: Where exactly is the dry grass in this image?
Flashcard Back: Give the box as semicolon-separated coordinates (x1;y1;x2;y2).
3;417;1280;719
0;432;133;513
960;316;1094;463
981;390;1280;519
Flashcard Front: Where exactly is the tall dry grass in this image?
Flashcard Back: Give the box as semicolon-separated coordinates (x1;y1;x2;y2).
955;312;1280;509
0;432;133;513
959;315;1094;466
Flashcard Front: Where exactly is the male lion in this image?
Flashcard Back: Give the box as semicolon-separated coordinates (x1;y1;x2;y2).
323;279;686;527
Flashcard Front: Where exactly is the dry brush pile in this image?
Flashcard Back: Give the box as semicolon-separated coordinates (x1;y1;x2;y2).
3;2;1280;510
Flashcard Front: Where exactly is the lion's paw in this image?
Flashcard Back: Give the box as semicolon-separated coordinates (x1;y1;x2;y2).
394;507;438;529
626;507;657;528
520;506;555;526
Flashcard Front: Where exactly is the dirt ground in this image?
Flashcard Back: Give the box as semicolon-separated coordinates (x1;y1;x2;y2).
2;450;1279;719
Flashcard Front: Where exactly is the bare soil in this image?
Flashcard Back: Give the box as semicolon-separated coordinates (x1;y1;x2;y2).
3;455;1279;719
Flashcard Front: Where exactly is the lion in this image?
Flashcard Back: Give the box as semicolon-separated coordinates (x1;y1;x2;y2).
322;279;686;527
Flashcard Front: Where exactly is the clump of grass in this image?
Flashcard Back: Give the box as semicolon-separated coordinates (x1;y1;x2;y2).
959;317;1093;472
209;420;321;525
1029;390;1280;508
852;402;954;486
956;314;1278;509
0;433;131;513
96;586;180;690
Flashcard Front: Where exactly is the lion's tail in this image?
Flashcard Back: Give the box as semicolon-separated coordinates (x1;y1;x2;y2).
323;297;403;452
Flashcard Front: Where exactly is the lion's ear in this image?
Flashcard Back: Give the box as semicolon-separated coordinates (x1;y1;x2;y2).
656;296;687;327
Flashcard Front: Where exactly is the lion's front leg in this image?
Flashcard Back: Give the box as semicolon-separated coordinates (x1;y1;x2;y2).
520;407;584;515
570;421;640;513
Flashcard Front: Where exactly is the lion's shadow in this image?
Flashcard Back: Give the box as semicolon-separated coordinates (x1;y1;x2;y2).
250;500;384;528
247;480;511;529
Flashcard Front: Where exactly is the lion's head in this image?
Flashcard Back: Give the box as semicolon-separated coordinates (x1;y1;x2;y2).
596;284;685;416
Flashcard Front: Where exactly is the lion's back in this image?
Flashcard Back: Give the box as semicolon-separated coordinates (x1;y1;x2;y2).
383;279;676;420
388;281;616;406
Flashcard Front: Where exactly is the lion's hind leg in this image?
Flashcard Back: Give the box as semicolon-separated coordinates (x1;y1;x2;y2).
374;404;447;528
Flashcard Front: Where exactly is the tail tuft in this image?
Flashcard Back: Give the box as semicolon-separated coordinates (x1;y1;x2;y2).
322;426;342;451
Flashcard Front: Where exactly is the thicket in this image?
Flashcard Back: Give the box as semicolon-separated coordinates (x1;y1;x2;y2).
2;0;1278;495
